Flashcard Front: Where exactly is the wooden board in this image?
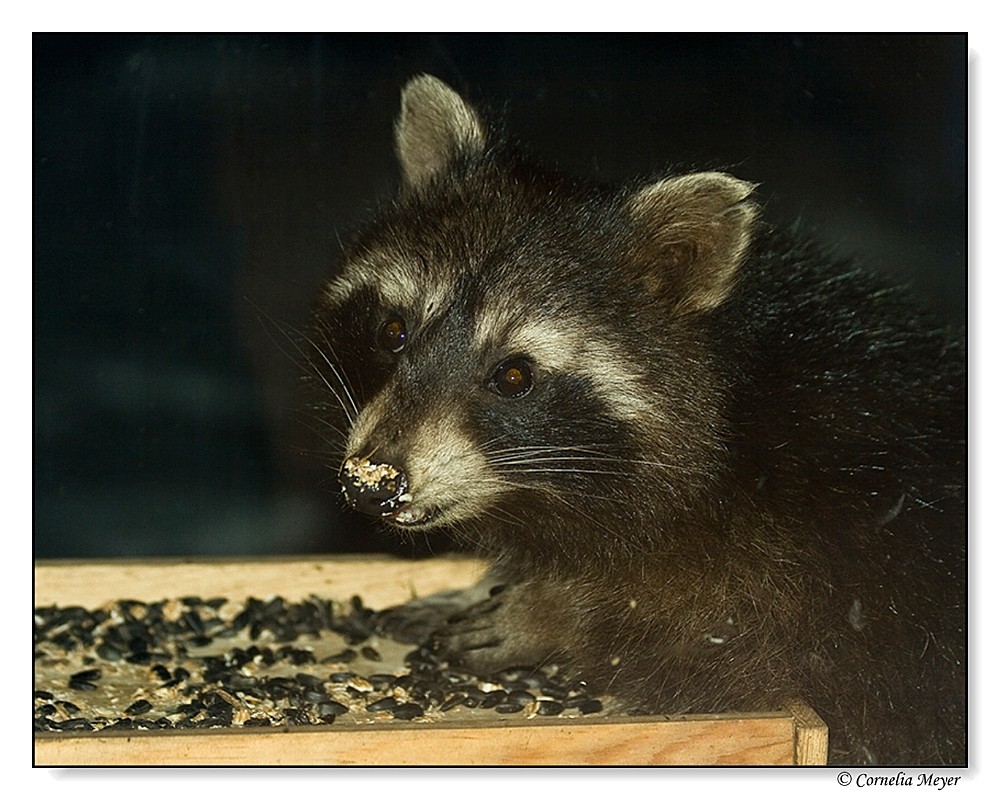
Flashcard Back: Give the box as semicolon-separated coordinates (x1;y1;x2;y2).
35;713;799;766
33;556;828;766
33;553;488;610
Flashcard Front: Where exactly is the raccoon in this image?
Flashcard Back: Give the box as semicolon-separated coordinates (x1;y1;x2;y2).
307;75;967;765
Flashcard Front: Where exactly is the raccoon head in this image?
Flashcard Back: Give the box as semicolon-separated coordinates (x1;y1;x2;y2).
310;75;758;548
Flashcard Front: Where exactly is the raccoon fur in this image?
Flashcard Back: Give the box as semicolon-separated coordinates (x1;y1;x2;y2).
307;75;967;765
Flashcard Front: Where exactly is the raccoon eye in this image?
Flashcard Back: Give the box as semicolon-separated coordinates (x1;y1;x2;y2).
491;358;533;398
378;316;407;353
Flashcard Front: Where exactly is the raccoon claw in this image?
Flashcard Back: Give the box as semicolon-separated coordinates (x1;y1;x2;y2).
375;588;480;645
427;595;513;670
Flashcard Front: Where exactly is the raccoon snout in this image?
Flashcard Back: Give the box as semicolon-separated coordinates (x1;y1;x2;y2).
339;457;411;518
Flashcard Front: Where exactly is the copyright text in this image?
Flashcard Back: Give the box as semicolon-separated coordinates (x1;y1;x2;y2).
837;772;961;790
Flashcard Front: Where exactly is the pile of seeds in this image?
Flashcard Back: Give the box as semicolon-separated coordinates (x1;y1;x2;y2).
34;593;606;733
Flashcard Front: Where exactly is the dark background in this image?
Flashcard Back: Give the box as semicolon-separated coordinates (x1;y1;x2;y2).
33;33;967;559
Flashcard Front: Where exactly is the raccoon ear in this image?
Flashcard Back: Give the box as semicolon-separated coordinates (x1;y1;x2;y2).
626;172;759;314
395;74;487;189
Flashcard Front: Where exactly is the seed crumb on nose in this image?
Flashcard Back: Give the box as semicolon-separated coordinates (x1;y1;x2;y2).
343;458;402;489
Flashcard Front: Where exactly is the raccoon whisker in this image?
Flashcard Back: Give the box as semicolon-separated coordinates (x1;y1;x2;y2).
295;421;350;459
445;518;489;551
492;455;676;471
485;443;617;458
490;476;638;550
296;408;350;439
500;467;643;479
302;335;361;424
248;299;362;427
477;506;527;530
313;325;365;414
486;446;692;473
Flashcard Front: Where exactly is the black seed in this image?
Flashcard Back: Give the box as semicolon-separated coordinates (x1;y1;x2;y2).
536;700;564;716
174;702;203;719
182;610;205;635
317;700;349;719
70;668;102;682
96;642;124;661
231;609;252;631
243;718;273;727
36;703;56;716
151;664;171;682
423;688;446;706
284;708;311;726
225;674;261;693
173;667;191;681
495;702;525;714
263;597;285;616
125;699;152;715
58;700;80;713
577;699;603;715
322;648;357;664
227;648;251;669
181;596;204;607
303;689;330;704
365;697;399;712
391;702;424;720
68;680;98;692
404;647;441;668
190;635;213;647
206;597;227;609
279;646;316;665
509;673;548;690
368;673;396;690
360;646;382;662
60;718;96;731
506;690;536;705
328;671;356;683
440;694;466;712
391;674;414;690
125;652;151;664
295;672;325;689
480;690;507;709
34;690;54;701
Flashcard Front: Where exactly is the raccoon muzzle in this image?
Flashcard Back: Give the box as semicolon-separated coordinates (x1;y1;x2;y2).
339;456;441;527
339;457;410;517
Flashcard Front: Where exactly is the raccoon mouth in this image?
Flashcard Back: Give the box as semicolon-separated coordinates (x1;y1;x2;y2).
386;504;442;528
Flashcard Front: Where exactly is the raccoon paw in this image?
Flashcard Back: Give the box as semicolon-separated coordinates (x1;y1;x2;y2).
374;583;498;644
429;584;557;675
428;595;507;672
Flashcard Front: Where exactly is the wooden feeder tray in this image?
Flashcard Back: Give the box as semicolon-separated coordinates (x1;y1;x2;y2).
34;555;828;766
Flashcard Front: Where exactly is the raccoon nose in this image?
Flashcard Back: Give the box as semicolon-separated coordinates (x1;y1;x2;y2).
339;457;410;518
